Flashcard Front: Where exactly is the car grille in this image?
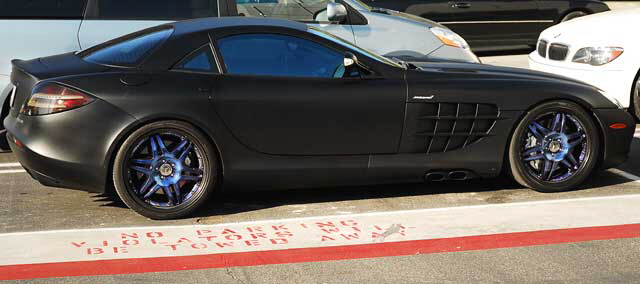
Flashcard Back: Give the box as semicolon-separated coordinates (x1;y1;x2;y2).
537;40;548;58
401;103;500;154
548;43;569;61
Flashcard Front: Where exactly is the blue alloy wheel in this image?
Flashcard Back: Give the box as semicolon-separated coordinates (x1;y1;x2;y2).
508;100;600;193
521;111;587;183
126;132;205;208
113;120;218;219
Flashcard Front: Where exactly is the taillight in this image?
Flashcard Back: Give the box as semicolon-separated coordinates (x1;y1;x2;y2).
20;83;94;116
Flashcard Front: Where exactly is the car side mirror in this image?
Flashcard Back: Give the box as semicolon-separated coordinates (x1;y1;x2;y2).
327;2;348;23
344;52;358;67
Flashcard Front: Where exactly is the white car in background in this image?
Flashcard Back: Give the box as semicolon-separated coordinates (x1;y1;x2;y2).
529;8;640;119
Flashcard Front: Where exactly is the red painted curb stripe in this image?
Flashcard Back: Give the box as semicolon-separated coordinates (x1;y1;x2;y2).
1;223;639;280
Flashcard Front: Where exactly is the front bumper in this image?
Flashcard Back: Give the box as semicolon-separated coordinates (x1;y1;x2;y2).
3;100;136;193
595;108;636;169
528;52;634;108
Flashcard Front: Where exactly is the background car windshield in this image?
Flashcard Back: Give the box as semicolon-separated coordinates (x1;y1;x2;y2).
82;29;173;67
88;0;218;20
218;33;345;78
308;27;403;68
0;0;86;19
235;0;329;22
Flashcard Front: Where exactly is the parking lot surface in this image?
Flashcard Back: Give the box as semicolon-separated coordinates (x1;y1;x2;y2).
1;55;639;283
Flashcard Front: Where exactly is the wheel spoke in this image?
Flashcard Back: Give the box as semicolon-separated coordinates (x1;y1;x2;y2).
155;135;169;155
143;184;161;199
131;159;153;165
522;146;542;156
528;121;550;139
163;186;175;206
551;113;562;132
524;155;544;162
149;137;160;159
546;161;559;181
181;167;203;182
171;184;182;204
566;153;578;168
178;143;193;162
130;165;152;176
568;135;585;148
171;139;189;156
138;177;155;195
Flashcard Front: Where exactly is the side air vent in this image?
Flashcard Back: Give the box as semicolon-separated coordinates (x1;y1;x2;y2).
401;103;500;154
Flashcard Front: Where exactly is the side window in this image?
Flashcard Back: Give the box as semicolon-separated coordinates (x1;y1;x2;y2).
0;0;86;19
89;0;218;20
218;33;347;78
81;28;173;67
235;0;329;22
174;45;218;73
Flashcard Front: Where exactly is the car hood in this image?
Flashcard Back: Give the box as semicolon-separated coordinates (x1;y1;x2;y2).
409;61;592;86
370;8;447;29
540;8;640;46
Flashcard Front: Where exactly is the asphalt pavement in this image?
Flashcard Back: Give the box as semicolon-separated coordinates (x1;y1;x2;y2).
0;55;639;283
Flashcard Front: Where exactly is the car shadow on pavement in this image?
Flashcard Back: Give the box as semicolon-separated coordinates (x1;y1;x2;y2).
91;137;640;217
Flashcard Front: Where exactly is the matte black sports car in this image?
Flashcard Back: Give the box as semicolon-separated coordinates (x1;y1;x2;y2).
363;0;610;51
4;17;634;219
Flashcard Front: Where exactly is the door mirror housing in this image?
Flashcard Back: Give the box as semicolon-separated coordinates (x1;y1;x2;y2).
327;2;348;23
344;52;358;67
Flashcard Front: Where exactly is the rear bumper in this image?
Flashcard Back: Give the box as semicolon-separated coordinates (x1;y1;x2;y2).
3;99;136;193
595;108;636;169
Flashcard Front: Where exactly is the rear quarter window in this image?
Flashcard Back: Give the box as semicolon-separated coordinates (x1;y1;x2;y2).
0;0;86;19
80;28;173;67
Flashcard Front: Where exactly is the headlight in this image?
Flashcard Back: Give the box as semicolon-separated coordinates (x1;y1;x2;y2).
430;27;469;49
572;47;623;66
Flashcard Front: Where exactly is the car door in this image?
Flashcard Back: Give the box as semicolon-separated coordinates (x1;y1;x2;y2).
78;0;219;49
210;31;406;156
441;0;542;48
363;0;453;23
230;0;356;44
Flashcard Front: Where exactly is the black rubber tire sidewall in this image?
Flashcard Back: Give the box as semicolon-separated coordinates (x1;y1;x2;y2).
113;120;219;220
561;11;588;22
632;72;640;121
509;101;600;193
0;129;10;152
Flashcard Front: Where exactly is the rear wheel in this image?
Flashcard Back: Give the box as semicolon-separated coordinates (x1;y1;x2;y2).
509;101;600;192
561;11;588;22
113;121;219;219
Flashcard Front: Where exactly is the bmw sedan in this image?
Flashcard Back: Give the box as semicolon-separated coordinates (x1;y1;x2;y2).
4;17;634;219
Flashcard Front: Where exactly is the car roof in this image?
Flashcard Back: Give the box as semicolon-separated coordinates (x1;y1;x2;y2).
170;17;309;35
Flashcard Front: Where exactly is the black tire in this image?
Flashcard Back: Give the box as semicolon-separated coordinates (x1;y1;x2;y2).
0;129;9;153
561;11;588;22
632;71;640;121
113;120;219;220
509;100;600;193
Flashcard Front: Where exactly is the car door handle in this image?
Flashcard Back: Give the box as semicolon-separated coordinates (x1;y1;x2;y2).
452;2;472;9
198;87;211;93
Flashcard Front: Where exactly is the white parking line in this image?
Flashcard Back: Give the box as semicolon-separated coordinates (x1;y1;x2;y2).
609;169;640;183
0;169;26;174
0;163;21;168
1;193;640;268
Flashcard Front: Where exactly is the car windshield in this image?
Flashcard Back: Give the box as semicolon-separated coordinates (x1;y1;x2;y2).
308;27;403;69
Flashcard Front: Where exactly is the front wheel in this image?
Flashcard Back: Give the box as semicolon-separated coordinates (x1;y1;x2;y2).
632;73;640;121
113;121;219;219
509;101;600;192
561;11;588;22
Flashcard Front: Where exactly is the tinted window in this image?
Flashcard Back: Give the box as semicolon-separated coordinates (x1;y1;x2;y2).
91;0;218;20
235;0;329;22
82;29;173;66
0;0;86;19
218;34;345;78
174;45;217;73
